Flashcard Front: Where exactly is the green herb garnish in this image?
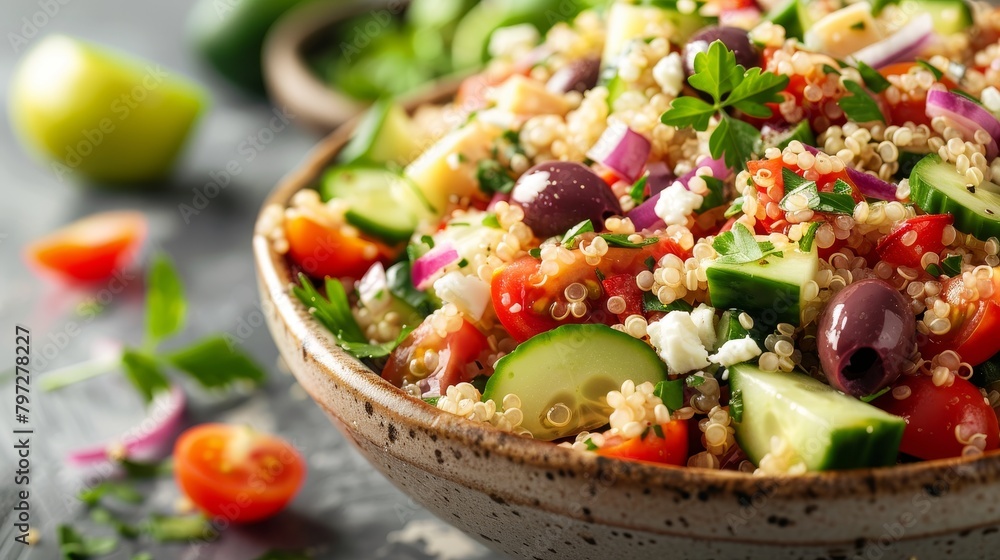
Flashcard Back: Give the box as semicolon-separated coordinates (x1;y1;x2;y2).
661;40;788;170
857;61;890;94
838;80;885;123
41;255;266;401
476;159;515;195
598;233;659;248
143;514;215;542
58;525;118;560
653;378;685;412
561;219;595;247
482;213;501;228
630;175;649;205
685;374;706;388
712;223;784;265
799;221;821;252
642;292;694;313
915;59;943;81
941;254;964;277
778;169;856;215
724;196;745;218
729;389;744;422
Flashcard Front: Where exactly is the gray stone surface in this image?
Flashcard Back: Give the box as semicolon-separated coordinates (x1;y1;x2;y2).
0;1;502;558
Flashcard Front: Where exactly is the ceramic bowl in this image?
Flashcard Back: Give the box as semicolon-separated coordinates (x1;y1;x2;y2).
254;102;1000;560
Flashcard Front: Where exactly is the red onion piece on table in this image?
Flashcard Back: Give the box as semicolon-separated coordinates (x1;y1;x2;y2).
412;243;460;290
67;384;186;466
851;13;934;69
926;89;1000;159
587;122;651;183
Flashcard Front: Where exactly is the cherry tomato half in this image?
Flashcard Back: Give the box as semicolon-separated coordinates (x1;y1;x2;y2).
174;424;306;523
873;376;999;461
597;420;689;466
491;237;686;342
284;214;395;280
921;267;1000;366
25;210;146;283
876;214;953;269
382;317;489;394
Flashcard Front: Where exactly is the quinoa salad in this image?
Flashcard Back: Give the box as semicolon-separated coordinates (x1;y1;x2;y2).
258;0;1000;475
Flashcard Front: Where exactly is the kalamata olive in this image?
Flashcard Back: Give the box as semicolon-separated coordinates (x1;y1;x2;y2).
682;26;759;76
817;279;917;397
546;57;601;94
510;161;621;238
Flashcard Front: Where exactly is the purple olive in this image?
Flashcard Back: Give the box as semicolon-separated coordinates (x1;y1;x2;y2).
817;279;917;397
510;161;621;238
682;26;759;77
546;57;601;94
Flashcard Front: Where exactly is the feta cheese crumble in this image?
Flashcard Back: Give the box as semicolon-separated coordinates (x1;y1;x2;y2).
654;182;703;226
646;311;710;374
709;337;763;367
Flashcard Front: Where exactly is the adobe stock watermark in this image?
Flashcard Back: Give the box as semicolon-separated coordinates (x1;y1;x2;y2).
178;105;296;224
50;64;174;183
7;0;73;53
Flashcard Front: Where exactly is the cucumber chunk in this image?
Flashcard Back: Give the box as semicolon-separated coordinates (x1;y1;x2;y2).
321;165;429;243
909;153;1000;240
483;324;667;441
873;0;973;34
706;244;818;326
339;99;424;167
764;0;806;40
729;363;905;471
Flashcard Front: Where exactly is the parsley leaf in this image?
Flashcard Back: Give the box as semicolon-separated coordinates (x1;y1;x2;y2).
799;221;821;252
121;349;170;404
941;254;963;276
660;96;717;129
481;213;501;228
584;438;599;451
857;61;890;94
476;159;515;195
642;291;694;313
698;175;726;212
144;254;185;345
712;223;781;264
661;40;788;171
166;337;266;390
724;66;788;117
724;196;745;218
90;507;141;539
915;59;943;81
292;273;367;344
630;175;649;205
689;40;744;103
58;525;118;560
598;233;659;248
710;114;761;171
78;482;143;507
562;219;595;247
685;374;706;387
822;64;841;75
386;262;435;317
653;378;685;412
838;80;885;123
143;514;215;542
779;170;855;215
340;326;414;359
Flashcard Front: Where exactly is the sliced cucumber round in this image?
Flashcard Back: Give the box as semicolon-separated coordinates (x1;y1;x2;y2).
909;153;1000;240
483;324;667;441
321;165;426;243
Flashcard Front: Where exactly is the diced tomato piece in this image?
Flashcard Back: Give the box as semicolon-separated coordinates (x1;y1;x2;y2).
920;267;1000;366
602;273;645;322
382;318;489;394
598;420;689;466
284;215;395;280
876;214;953;268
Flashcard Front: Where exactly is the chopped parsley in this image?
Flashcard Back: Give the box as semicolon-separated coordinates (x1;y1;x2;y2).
778;169;856;215
642;291;693;313
799;221;821;252
940;254;964;277
838;80;886;123
915;59;943;81
476;159;515;195
661;40;788;170
653;378;685;412
561;219;595;247
630;175;649;205
712;223;784;265
729;389;744;422
857;61;890;94
598;233;659;248
724;196;745;218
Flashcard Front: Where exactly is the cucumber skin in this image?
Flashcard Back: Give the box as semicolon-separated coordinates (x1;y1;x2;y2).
321;165;418;243
909;154;1000;241
706;266;802;326
729;364;905;471
483;324;667;441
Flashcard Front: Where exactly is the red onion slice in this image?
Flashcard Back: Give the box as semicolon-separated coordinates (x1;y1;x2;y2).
926;89;1000;160
67;385;186;466
587;122;651;183
801;145;899;200
628;156;729;229
412;243;459;290
851;13;934;69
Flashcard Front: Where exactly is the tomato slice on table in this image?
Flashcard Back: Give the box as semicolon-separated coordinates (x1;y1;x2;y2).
25;210;146;283
491;238;686;342
174;424;306;523
873;375;999;461
920;267;1000;366
876;214;953;268
382;317;490;394
284;214;395;280
597;420;689;466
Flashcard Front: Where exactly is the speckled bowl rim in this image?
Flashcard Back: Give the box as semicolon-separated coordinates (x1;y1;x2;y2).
253;91;1000;503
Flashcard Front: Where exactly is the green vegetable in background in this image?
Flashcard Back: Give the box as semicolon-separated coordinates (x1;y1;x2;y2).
187;0;316;94
9;36;207;185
